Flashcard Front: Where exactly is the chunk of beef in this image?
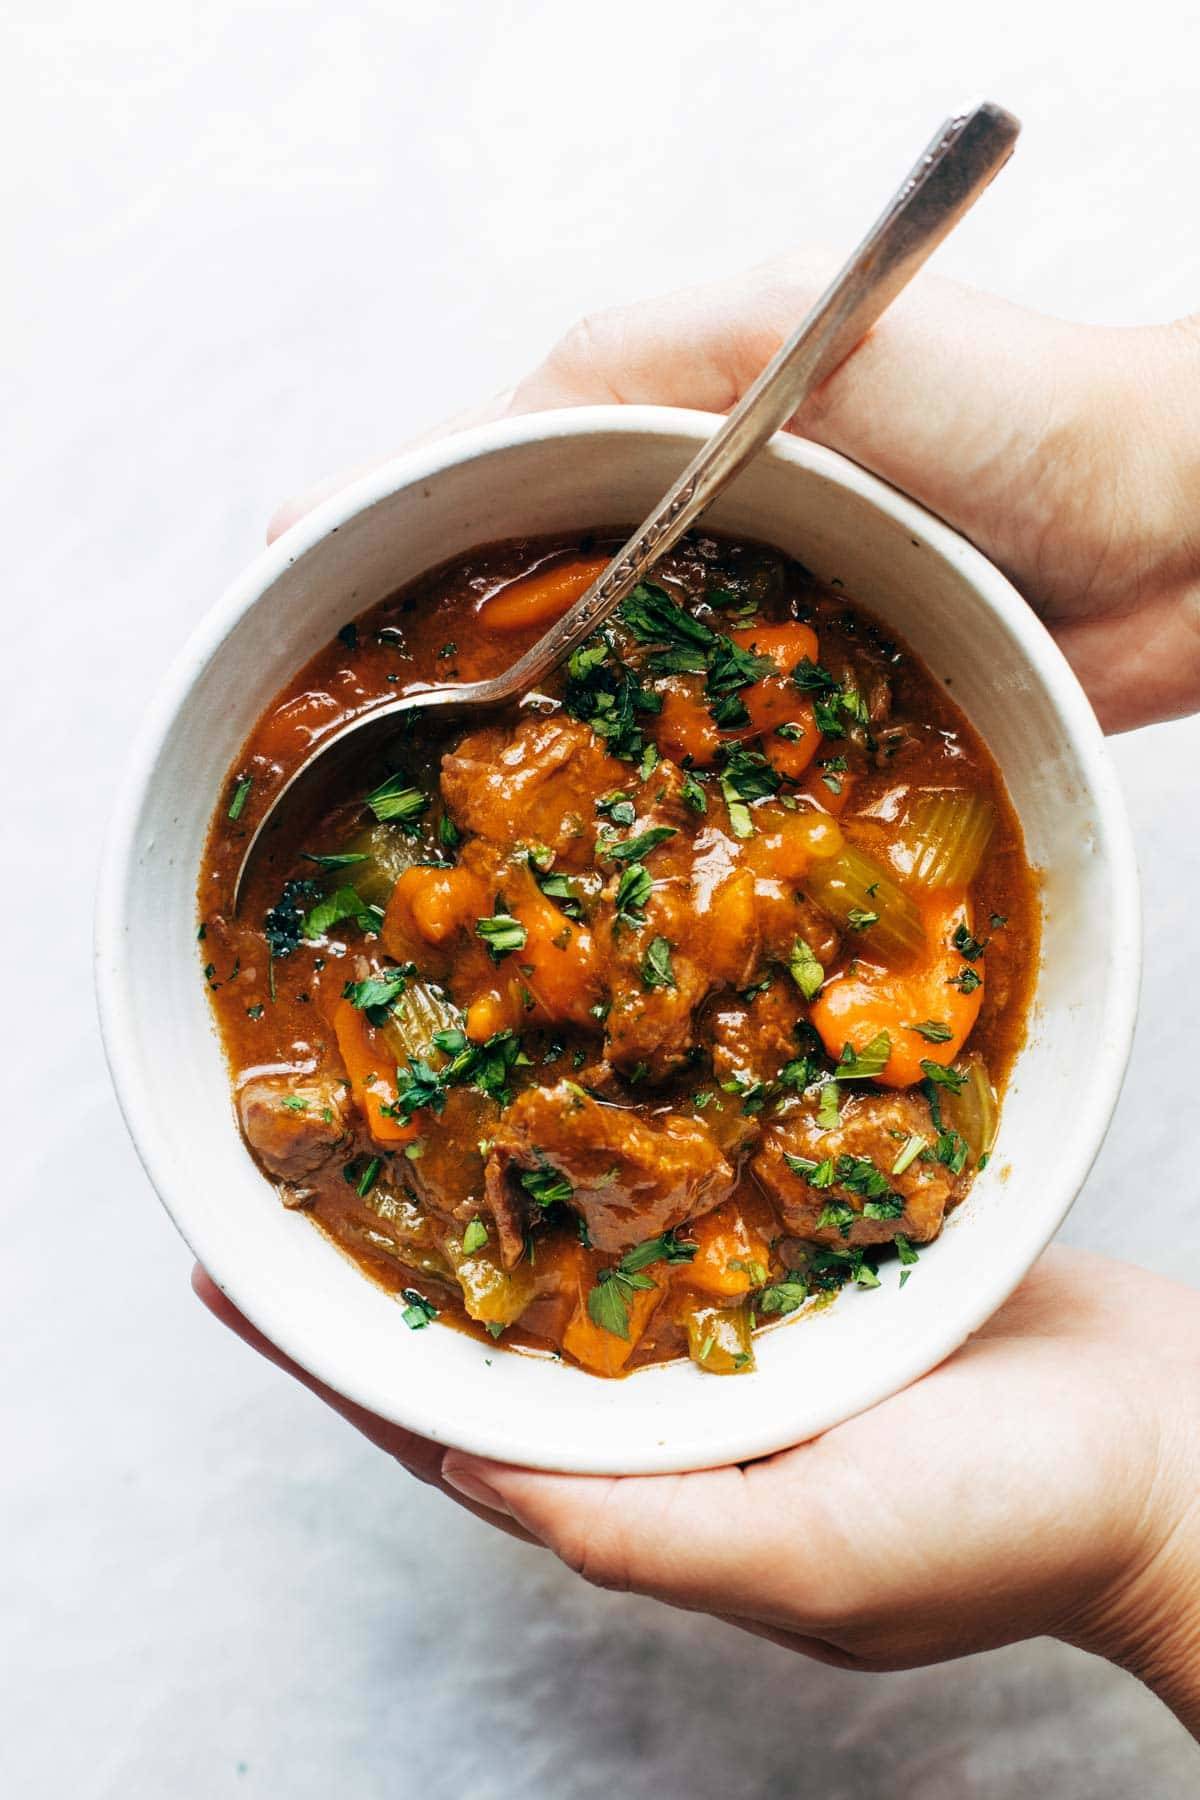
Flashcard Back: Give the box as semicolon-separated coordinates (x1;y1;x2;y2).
703;977;808;1090
484;1080;735;1261
753;1089;960;1247
440;715;624;867
238;1073;350;1182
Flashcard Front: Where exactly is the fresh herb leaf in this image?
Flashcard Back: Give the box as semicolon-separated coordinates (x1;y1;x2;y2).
595;791;636;827
619;583;717;651
439;814;462;850
535;868;584;920
921;1059;967;1094
817;1080;841;1128
401;1288;437;1329
948;965;982;993
303;851;369;871
303;886;383;941
520;1165;574;1207
227;776;252;822
342;965;409;1023
952;922;988;962
891;1133;926;1176
614;860;653;930
788;937;825;999
476;910;528;961
680;772;708;814
462;1218;488;1255
640;936;676;990
356;1156;382;1197
365;774;430;829
846;907;879;930
837;1033;891;1080
596;824;677;863
757;1276;810;1317
907;1019;953;1043
619;1229;697;1274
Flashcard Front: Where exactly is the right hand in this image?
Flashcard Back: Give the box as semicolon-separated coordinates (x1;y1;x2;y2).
272;255;1200;734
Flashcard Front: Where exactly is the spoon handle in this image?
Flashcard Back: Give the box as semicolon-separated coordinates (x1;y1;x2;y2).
486;100;1020;701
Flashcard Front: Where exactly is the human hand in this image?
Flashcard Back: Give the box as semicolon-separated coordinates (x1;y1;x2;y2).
432;1251;1200;1738
196;1249;1200;1735
274;255;1200;733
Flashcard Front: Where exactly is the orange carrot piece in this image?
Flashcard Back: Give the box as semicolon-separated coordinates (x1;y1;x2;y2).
809;893;985;1088
684;1201;773;1298
332;999;420;1146
562;1279;662;1377
477;556;611;634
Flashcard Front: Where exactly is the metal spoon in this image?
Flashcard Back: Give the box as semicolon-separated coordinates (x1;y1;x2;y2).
234;100;1019;907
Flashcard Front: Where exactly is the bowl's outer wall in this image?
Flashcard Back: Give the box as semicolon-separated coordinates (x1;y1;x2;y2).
96;409;1140;1473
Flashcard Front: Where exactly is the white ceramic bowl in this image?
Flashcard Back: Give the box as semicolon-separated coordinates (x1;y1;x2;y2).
95;407;1141;1474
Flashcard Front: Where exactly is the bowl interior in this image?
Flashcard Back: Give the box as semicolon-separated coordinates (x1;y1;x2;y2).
96;408;1139;1473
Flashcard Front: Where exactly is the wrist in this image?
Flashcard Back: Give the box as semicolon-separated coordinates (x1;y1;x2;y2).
1067;1420;1200;1737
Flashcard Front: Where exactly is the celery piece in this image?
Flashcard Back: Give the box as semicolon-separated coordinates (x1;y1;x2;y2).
803;841;925;964
333;822;425;910
443;1233;536;1328
898;790;996;891
941;1053;999;1167
680;1297;756;1375
377;979;463;1068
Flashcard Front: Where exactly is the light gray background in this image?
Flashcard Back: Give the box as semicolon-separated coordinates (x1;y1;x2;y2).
5;2;1199;1794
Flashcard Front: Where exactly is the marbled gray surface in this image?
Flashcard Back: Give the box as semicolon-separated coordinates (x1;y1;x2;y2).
4;2;1199;1793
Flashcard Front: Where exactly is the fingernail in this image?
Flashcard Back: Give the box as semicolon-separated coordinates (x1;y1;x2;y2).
442;1456;512;1517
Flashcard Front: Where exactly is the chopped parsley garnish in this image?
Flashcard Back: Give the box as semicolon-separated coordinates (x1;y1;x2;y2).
585;1229;696;1337
564;633;661;762
948;965;983;994
680;772;708;813
303;850;369;871
303;886;383;942
619;1228;698;1273
534;867;584;920
952;922;988;961
757;1276;810;1317
364;774;430;829
227;775;253;822
595;791;636;827
788;937;825;1000
640;936;676;990
246;1002;264;1020
280;1094;308;1113
438;814;462;850
342;965;409;1024
837;1032;891;1080
356;1156;381;1197
907;1019;953;1043
476;909;528;961
520;1164;574;1207
933;1130;969;1174
461;1218;489;1255
614;860;653;930
619;583;716;653
401;1288;437;1329
891;1133;926;1176
816;1199;857;1237
817;1080;841;1128
596;824;677;863
920;1059;968;1093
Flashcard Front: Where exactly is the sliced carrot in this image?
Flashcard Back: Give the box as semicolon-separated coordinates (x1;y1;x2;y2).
477;555;611;634
798;764;856;816
381;864;487;965
684;1201;773;1298
501;864;603;1028
332;998;420;1145
655;678;722;765
562;1278;662;1377
809;892;985;1088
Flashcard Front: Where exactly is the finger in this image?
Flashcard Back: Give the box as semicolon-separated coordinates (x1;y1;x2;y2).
439;1445;855;1637
192;1267;544;1548
510;253;1093;600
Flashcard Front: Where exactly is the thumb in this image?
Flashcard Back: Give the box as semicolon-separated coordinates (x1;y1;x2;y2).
439;1446;840;1631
